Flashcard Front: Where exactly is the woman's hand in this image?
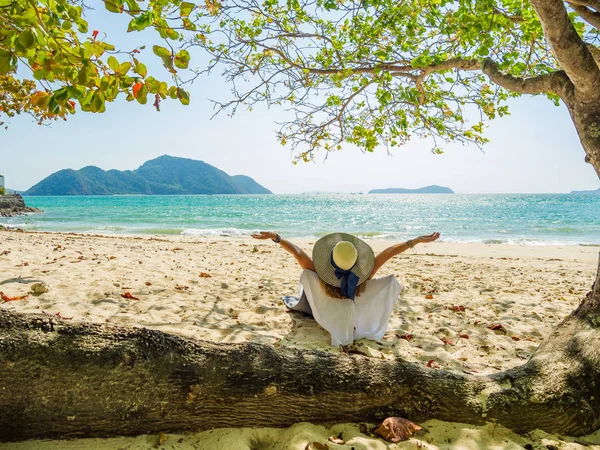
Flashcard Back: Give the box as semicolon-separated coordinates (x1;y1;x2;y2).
417;232;441;244
251;231;278;241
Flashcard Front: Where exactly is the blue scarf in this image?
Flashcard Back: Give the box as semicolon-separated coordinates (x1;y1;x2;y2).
330;253;360;300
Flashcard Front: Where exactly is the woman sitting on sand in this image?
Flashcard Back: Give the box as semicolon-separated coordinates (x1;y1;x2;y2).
251;231;440;346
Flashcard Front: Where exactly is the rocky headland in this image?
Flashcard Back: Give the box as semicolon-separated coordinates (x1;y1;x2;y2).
0;194;41;217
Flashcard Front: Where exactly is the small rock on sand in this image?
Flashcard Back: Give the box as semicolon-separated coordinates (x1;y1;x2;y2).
30;282;50;296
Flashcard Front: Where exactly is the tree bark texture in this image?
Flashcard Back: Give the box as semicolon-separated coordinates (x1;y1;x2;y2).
1;301;599;442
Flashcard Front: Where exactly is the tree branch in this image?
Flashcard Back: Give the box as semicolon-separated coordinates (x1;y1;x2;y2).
481;60;573;99
586;43;600;66
566;0;600;12
419;58;573;99
529;0;600;98
569;3;600;29
492;6;525;23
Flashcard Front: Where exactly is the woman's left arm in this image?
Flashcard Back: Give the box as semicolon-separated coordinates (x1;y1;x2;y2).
368;232;440;279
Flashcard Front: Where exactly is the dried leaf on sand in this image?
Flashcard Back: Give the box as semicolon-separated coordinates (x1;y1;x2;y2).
373;417;424;443
0;291;29;302
396;333;414;341
488;323;507;333
328;434;345;444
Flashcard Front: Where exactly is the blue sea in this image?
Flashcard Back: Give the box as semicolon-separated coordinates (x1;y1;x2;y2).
1;194;599;246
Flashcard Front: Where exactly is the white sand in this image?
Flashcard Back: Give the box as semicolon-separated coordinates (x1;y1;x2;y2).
1;421;599;449
0;230;599;449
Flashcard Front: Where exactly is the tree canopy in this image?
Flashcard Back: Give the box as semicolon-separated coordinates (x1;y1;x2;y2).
2;0;600;168
0;0;192;127
184;0;600;162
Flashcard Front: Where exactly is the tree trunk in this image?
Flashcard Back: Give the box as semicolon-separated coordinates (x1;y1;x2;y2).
1;299;600;442
567;91;600;334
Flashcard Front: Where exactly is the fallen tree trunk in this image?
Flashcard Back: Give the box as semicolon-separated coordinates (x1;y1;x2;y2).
1;278;600;442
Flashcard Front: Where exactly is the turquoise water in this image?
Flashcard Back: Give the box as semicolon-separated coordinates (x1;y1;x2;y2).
1;194;599;245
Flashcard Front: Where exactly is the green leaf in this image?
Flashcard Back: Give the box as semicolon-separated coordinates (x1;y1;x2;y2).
105;0;124;13
128;12;153;32
118;61;132;75
48;96;60;114
91;92;104;112
125;0;141;13
80;90;95;107
146;76;160;93
152;45;171;58
76;18;88;33
174;49;190;69
180;2;195;17
120;76;134;88
136;84;148;104
18;30;35;48
177;88;190;105
183;18;197;30
53;87;69;104
107;56;120;72
166;28;179;39
134;61;147;78
0;50;13;75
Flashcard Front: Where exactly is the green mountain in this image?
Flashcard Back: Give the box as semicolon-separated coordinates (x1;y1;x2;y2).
369;185;454;194
25;156;272;195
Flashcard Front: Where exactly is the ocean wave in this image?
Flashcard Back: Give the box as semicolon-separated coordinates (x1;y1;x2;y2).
181;227;254;237
0;221;37;230
482;239;505;244
91;225;129;232
442;237;599;246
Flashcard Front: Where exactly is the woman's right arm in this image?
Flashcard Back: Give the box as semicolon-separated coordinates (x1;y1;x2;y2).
251;231;316;272
369;232;440;279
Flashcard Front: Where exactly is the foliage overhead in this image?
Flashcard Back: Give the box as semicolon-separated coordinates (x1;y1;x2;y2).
185;0;599;160
0;0;192;127
2;0;600;161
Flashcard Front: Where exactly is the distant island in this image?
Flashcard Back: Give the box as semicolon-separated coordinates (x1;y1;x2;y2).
369;185;454;194
25;155;272;196
570;188;600;195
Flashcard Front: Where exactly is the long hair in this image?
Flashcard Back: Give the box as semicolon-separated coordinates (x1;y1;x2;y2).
318;277;366;299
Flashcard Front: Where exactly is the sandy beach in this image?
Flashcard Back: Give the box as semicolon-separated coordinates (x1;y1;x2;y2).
1;229;599;449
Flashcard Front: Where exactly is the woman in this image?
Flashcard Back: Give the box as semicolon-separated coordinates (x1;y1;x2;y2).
251;231;441;346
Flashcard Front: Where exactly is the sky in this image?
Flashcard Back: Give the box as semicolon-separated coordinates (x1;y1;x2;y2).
1;7;598;194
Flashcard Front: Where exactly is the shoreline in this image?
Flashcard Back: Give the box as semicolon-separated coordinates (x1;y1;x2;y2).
1;224;599;247
0;227;599;254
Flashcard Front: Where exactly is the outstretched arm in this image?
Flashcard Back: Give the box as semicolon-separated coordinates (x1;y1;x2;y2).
369;232;441;279
251;231;316;272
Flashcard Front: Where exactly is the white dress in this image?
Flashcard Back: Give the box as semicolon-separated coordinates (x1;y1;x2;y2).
298;269;402;346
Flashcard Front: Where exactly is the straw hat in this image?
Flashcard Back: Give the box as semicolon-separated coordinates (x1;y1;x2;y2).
312;233;375;287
